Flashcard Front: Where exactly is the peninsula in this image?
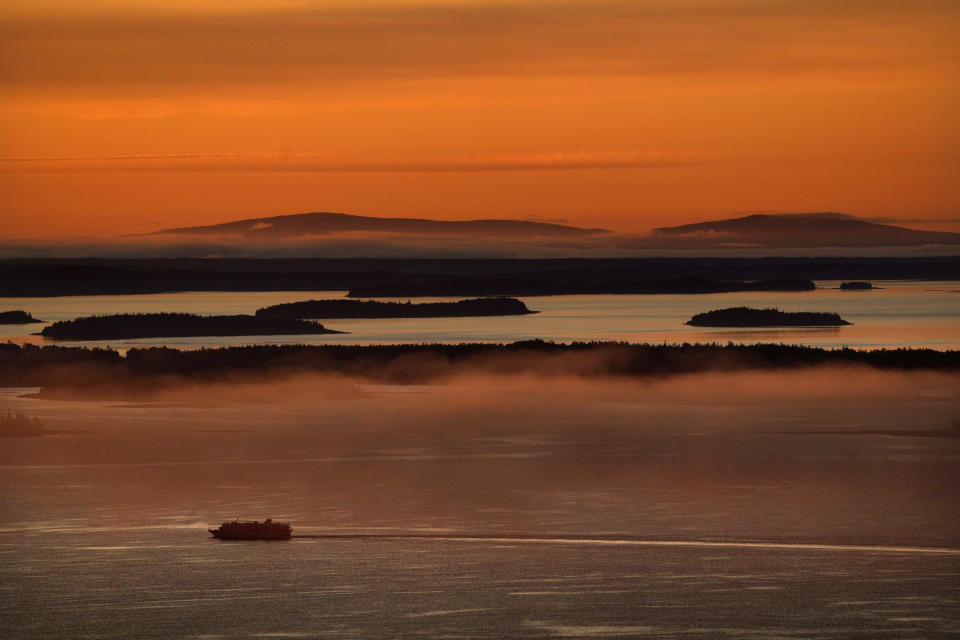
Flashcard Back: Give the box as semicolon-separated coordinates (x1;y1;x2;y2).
40;313;341;340
686;307;851;327
255;297;535;319
0;310;42;324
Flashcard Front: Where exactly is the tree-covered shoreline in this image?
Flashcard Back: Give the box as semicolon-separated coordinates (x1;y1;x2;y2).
2;341;957;399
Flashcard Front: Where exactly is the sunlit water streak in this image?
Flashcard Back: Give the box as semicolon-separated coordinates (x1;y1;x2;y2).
288;534;960;555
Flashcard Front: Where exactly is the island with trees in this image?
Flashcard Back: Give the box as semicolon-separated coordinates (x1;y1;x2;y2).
0;310;42;324
840;281;873;290
39;313;342;340
686;307;851;327
255;297;535;319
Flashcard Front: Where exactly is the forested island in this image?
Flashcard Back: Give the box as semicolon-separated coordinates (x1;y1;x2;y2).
841;281;873;290
39;313;341;340
0;310;42;324
686;307;851;327
255;297;535;319
2;341;956;399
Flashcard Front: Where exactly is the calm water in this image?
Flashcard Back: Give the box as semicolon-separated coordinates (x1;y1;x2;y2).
2;282;959;637
1;381;958;638
2;280;960;349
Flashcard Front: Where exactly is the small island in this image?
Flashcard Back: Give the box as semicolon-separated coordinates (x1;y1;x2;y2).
0;310;42;324
686;307;851;327
40;313;343;340
0;410;46;437
840;281;873;290
255;297;535;319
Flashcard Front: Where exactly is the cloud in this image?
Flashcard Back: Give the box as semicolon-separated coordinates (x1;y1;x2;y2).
0;151;704;174
5;226;960;260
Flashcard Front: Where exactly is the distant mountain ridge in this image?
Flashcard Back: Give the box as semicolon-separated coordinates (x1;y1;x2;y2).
652;213;960;247
148;212;609;239
140;211;960;252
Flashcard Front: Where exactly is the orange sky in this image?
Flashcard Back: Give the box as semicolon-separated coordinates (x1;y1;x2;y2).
1;0;958;239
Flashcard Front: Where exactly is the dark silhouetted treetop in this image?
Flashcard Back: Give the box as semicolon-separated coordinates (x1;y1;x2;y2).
40;313;342;340
255;297;535;319
0;310;42;324
686;307;851;327
2;341;957;399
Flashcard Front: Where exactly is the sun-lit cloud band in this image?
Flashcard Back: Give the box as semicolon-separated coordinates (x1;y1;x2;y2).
0;151;705;173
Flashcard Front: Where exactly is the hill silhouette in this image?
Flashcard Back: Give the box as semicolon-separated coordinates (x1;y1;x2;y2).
652;213;960;248
147;212;608;239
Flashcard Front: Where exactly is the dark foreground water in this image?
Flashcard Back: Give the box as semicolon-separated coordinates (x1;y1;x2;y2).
6;532;959;639
1;378;958;638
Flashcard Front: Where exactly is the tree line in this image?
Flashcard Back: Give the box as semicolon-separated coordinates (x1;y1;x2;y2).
2;341;957;396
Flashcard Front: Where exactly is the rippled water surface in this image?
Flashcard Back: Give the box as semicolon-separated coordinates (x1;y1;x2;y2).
1;380;958;638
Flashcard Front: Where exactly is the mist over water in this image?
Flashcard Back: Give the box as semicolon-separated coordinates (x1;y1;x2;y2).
1;367;958;638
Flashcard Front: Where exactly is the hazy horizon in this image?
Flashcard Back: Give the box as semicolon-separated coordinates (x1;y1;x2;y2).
4;210;960;258
2;0;959;239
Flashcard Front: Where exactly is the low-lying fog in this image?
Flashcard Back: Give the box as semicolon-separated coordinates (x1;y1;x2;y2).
2;367;958;547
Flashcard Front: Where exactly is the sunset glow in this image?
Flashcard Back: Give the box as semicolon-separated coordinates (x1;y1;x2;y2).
2;0;958;238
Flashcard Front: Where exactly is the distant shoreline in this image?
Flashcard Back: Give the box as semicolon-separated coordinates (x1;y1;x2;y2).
346;277;815;298
2;257;959;297
255;297;535;319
